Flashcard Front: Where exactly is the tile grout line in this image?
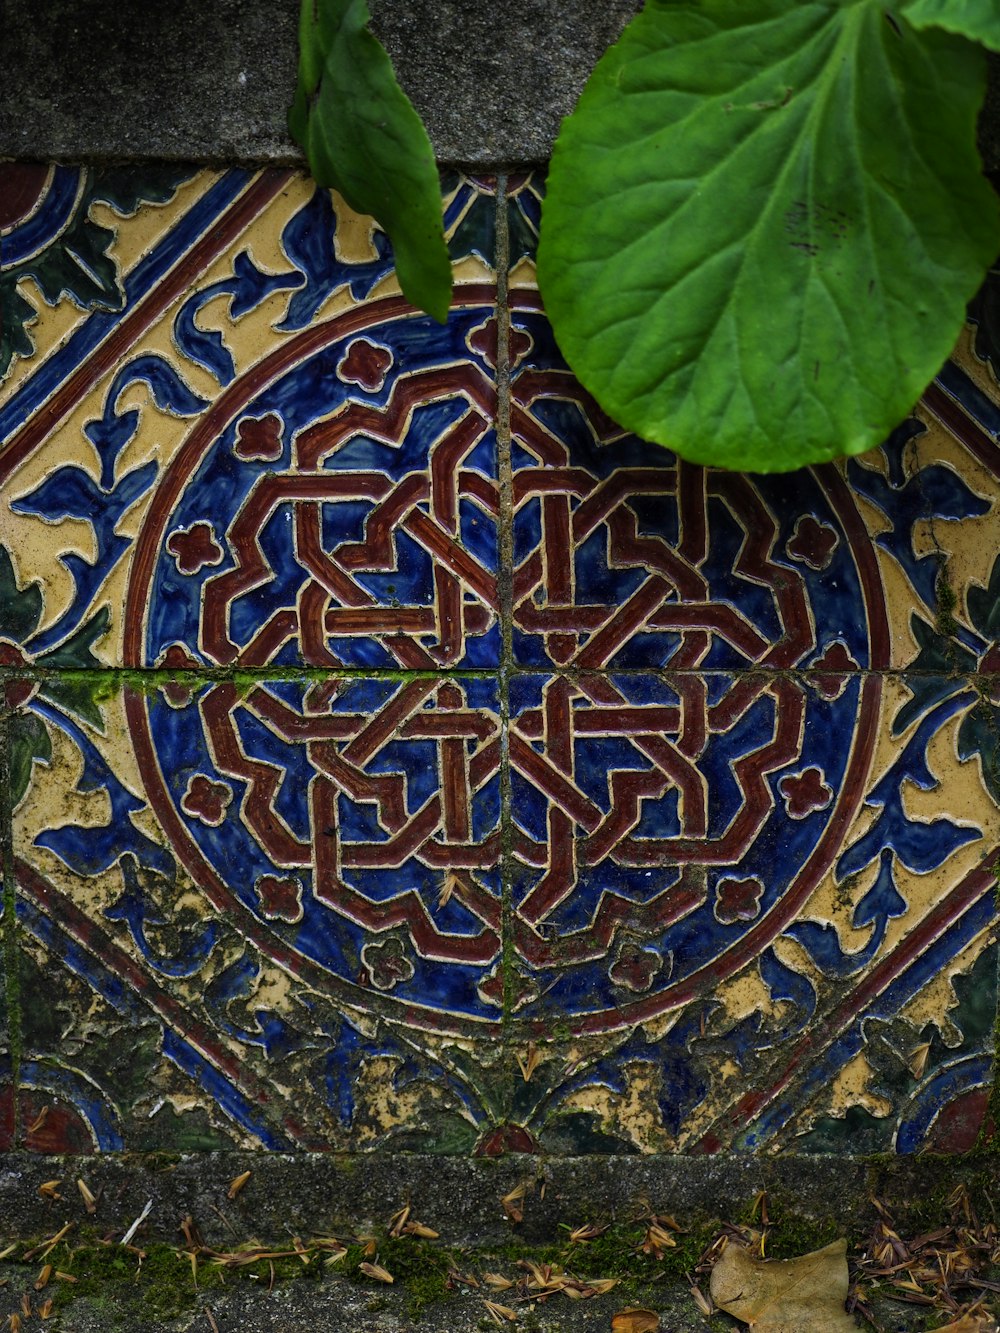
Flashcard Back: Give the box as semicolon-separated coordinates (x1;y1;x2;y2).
494;172;517;1091
0;705;22;1149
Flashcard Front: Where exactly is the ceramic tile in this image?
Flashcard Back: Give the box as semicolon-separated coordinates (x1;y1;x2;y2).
10;672;504;1149
3;164;999;1156
509;293;998;675
0;167;501;673
502;668;998;1153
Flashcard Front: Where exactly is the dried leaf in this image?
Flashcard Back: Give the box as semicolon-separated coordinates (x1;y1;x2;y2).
569;1222;608;1243
226;1171;251;1200
27;1108;48;1135
483;1300;518;1324
579;1276;618;1295
502;1181;530;1224
9;1314;21;1332
76;1179;97;1214
908;1042;932;1080
403;1221;439;1239
517;1042;542;1082
19;1294;30;1319
25;1224;73;1262
38;1299;53;1320
690;1284;714;1317
611;1310;660;1333
388;1205;411;1238
483;1272;515;1290
359;1261;393;1284
34;1264;52;1290
37;1182;61;1202
438;872;461;909
642;1223;678;1257
710;1238;855;1331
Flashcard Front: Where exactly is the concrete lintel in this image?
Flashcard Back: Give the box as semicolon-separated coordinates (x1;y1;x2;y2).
0;1151;990;1244
1;1;998;170
0;0;639;166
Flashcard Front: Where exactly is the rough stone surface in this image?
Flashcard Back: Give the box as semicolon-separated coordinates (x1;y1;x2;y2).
0;1152;994;1244
0;1;997;168
0;0;639;165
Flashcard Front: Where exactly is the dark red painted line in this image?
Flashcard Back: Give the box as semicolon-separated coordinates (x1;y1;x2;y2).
15;857;325;1148
923;381;1000;478
693;852;1000;1148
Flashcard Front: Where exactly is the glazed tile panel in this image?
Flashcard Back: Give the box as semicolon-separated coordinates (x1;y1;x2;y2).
0;165;997;1155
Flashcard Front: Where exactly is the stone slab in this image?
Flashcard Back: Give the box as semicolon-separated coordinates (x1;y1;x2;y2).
0;1151;992;1244
0;0;997;169
0;0;639;165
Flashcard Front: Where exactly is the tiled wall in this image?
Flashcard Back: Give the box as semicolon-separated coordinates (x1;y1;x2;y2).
0;165;997;1156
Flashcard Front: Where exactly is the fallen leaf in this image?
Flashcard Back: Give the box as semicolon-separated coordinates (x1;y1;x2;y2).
502;1181;530;1224
27;1108;49;1135
908;1041;932;1080
611;1310;660;1333
438;872;461;909
34;1264;52;1291
76;1179;97;1214
359;1261;393;1284
483;1300;518;1324
517;1042;542;1082
572;1276;618;1296
38;1299;53;1320
403;1220;439;1239
569;1222;609;1243
226;1170;251;1200
710;1237;855;1331
690;1284;714;1317
37;1182;61;1202
483;1272;514;1290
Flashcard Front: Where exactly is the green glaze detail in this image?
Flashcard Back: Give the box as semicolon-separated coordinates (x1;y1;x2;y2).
0;167;192;376
537;0;1000;472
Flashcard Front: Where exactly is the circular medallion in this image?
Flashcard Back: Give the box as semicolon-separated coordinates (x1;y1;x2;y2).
125;287;888;1037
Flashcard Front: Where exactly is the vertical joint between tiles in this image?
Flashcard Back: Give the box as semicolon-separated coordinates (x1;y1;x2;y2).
494;173;517;1050
0;704;22;1146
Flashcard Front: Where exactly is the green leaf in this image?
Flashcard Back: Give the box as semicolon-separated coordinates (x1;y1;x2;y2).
958;700;1000;804
36;606;110;670
290;0;452;321
899;0;1000;51
0;546;42;643
967;553;1000;641
537;0;1000;472
10;712;51;808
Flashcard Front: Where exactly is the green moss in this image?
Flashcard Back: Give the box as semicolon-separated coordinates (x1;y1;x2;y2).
935;570;960;640
45;1240;209;1320
382;1235;456;1318
760;1216;842;1260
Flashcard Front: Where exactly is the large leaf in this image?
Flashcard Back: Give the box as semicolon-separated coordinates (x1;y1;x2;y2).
289;0;451;321
900;0;1000;51
537;0;1000;472
709;1237;855;1330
